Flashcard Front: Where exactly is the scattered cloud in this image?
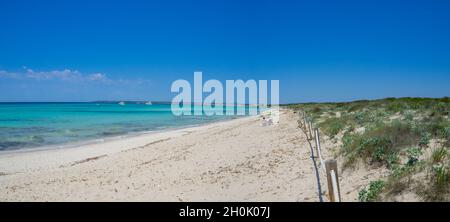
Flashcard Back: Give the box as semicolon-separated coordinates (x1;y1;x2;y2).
0;67;156;102
0;70;20;79
86;73;108;82
0;67;148;85
25;68;84;81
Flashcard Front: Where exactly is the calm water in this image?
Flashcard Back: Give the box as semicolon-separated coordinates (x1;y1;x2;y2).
0;102;255;151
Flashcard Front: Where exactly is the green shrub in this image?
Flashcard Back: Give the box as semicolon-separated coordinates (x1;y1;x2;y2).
431;164;450;191
354;112;367;125
406;147;422;166
419;132;431;147
404;111;414;121
385;162;423;197
290;97;450;201
358;180;385;202
368;138;393;163
443;126;450;140
443;126;450;147
391;164;417;179
420;116;447;138
312;106;322;114
434;102;449;115
383;121;421;148
418;163;450;201
431;147;448;164
341;121;422;167
386;152;400;170
348;104;365;112
386;102;406;113
319;117;345;138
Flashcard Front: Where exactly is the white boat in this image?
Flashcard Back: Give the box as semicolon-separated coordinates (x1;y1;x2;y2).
145;101;152;105
118;101;125;106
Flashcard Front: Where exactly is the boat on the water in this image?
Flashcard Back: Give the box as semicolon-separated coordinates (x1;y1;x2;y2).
118;101;125;106
145;101;152;105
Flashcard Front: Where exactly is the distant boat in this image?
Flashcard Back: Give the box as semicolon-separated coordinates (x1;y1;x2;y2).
145;101;152;105
118;101;125;106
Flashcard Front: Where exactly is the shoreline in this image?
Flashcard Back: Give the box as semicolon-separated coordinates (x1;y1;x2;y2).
0;108;326;202
0;114;255;174
0;115;243;156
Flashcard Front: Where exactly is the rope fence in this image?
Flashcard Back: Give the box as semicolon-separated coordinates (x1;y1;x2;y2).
298;110;341;202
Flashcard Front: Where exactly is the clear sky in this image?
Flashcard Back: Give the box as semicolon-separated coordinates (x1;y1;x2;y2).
1;0;449;103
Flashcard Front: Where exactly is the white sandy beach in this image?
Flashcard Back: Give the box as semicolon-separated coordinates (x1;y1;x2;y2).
0;108;341;202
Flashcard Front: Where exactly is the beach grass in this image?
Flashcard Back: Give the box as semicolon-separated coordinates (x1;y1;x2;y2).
286;97;450;201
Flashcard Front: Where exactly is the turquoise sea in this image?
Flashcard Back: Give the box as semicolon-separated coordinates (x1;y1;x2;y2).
0;102;255;151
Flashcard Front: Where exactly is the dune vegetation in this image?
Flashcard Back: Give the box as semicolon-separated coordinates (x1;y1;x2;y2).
287;97;450;201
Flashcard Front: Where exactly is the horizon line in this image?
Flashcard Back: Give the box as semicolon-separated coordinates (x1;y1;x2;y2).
0;96;448;105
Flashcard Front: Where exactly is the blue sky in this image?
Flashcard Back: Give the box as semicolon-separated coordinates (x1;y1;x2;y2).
1;0;449;103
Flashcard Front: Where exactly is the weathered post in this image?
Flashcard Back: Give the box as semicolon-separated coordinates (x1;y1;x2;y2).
303;117;308;133
325;160;341;202
308;120;313;140
299;112;305;128
314;128;321;159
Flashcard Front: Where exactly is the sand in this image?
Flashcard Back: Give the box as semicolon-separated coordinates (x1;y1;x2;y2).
0;108;328;202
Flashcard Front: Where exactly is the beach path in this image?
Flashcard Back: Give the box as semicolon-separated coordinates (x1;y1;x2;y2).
0;109;321;201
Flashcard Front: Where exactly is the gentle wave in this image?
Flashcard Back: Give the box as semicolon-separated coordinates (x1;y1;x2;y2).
0;103;257;151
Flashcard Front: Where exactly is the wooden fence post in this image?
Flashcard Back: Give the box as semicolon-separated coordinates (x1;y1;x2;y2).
314;128;320;158
300;113;305;128
308;120;313;140
303;117;308;133
325;159;341;202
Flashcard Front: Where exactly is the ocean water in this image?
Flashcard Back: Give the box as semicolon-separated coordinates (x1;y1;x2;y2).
0;102;257;151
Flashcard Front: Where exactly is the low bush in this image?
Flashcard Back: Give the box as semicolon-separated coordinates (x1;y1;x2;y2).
342;121;421;167
319;117;345;138
287;97;450;201
359;180;385;202
431;147;447;164
406;147;422;167
432;164;450;191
